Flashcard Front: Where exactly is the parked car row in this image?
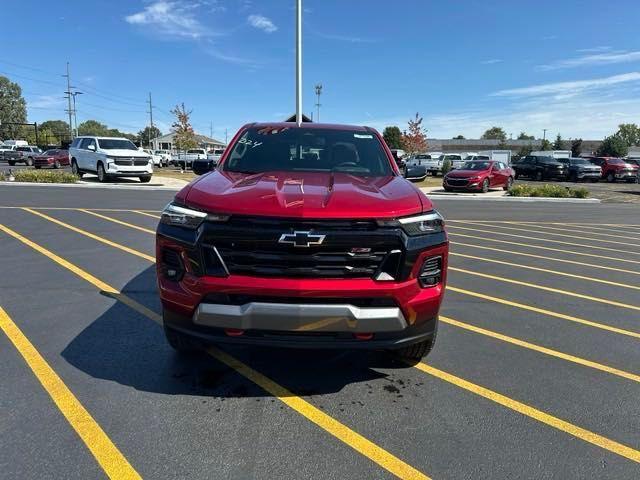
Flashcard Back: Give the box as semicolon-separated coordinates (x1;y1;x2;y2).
401;150;512;180
513;155;639;183
443;160;514;192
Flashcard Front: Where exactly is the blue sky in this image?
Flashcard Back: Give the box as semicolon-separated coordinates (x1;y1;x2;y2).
2;0;640;140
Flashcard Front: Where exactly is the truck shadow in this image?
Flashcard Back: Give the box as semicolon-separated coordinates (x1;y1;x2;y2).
62;266;408;399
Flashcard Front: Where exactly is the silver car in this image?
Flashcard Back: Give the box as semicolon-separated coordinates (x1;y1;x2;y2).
407;153;443;176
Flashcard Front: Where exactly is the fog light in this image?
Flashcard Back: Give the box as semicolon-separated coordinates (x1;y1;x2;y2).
418;255;442;288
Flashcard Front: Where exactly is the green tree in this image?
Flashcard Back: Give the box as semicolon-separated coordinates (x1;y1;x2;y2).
401;113;428;155
171;103;197;151
78;119;110;136
571;138;583;157
516;144;534;158
598;135;629;157
452;134;465;139
481;126;507;141
39;120;71;140
552;133;564;150
517;132;534;140
382;126;403;149
138;126;162;146
540;139;553;150
614;123;640;147
0;75;27;139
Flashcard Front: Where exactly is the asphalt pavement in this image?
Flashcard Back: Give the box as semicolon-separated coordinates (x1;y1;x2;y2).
1;184;639;479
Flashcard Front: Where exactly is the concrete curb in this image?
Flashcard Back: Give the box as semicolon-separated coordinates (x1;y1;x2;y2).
0;181;182;191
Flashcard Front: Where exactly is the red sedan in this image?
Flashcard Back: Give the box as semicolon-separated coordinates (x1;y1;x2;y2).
443;160;514;192
33;149;71;169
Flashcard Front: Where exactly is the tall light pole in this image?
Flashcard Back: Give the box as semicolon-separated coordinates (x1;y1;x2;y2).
295;0;303;126
314;84;323;122
63;62;73;139
543;129;547;141
65;90;83;137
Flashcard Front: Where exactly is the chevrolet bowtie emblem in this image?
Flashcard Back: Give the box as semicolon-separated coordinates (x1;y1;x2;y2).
278;231;326;248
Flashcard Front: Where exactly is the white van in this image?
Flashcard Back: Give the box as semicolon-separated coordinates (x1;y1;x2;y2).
479;150;513;165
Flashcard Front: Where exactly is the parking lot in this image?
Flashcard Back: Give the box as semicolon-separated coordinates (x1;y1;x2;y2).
1;184;639;479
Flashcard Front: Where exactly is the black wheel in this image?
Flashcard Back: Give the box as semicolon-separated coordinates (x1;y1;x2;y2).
164;325;198;353
395;321;438;361
590;178;599;183
514;171;519;180
26;157;33;166
607;172;615;183
8;161;15;166
139;175;152;183
503;176;513;191
54;160;61;169
481;178;490;193
535;170;544;181
34;165;41;169
626;178;637;183
97;163;108;183
570;172;578;183
443;186;453;192
71;160;83;178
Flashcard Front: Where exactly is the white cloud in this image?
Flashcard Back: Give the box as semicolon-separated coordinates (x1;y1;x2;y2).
247;14;277;33
481;59;502;65
125;1;210;39
491;72;640;98
538;50;640;71
29;94;64;109
576;46;611;54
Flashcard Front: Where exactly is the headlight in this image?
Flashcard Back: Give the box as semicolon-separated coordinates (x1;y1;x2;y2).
377;211;445;236
160;203;228;229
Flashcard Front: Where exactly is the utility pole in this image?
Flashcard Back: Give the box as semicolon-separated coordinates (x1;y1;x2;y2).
543;129;547;141
225;128;228;144
314;84;322;122
70;92;83;136
210;121;213;139
295;0;303;126
63;62;73;139
146;92;154;147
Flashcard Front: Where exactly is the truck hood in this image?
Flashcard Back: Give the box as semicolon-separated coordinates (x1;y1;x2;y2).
184;170;427;219
102;149;149;158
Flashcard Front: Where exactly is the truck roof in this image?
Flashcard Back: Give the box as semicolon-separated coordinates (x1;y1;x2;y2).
245;122;371;132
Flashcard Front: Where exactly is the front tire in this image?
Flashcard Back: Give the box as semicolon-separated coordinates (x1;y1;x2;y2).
8;161;15;166
503;177;513;191
164;325;199;354
607;172;615;183
570;172;578;183
54;160;61;169
139;175;152;183
34;165;41;169
97;163;108;183
395;321;437;361
25;157;33;166
481;178;490;193
536;170;544;181
71;160;83;178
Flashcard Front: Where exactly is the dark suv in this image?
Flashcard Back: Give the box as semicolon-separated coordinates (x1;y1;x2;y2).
156;123;449;361
558;157;601;182
513;155;567;181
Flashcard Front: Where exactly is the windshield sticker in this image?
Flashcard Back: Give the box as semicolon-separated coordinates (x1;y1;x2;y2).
354;134;373;139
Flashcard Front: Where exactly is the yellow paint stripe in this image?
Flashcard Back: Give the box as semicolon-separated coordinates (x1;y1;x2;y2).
0;306;140;479
132;210;161;219
0;223;428;480
450;266;640;312
511;222;640;242
22;208;155;263
451;240;640;277
0;206;161;213
447;224;640;258
209;347;429;479
447;286;640;339
449;231;640;266
412;362;640;464
80;209;156;235
451;220;640;248
440;316;640;383
448;220;640;228
450;252;640;291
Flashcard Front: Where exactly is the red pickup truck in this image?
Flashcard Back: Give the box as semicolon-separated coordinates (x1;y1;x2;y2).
156;123;448;361
587;156;639;183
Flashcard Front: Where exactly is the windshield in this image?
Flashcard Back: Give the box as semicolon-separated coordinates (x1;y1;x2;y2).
460;161;491;170
415;154;429;159
608;158;625;164
223;127;393;176
97;139;137;150
569;158;589;165
187;149;204;153
44;150;58;155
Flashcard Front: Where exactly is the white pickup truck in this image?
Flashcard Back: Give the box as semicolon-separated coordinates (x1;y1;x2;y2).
172;148;207;168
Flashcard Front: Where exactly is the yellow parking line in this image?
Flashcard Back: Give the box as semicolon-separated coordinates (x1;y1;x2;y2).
448;220;640;228
22;208;155;263
450;252;640;291
0;206;161;213
450;220;639;248
132;210;161;219
447;286;640;339
449;231;640;266
440;316;640;383
447;224;640;258
450;267;640;313
0;223;428;480
511;222;640;242
412;362;640;464
80;209;156;235
450;241;640;277
0;306;140;479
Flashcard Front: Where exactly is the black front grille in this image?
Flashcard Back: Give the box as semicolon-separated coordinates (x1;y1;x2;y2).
113;158;148;166
446;178;469;186
201;216;402;279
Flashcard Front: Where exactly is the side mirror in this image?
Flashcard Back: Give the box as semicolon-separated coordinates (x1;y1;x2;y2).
193;159;215;176
87;144;96;151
